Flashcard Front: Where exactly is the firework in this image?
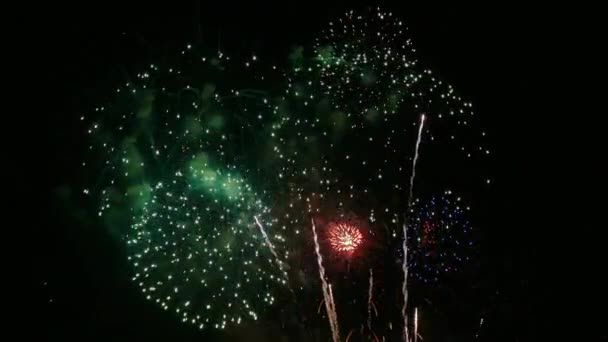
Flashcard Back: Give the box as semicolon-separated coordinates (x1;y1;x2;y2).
312;218;340;342
346;329;354;342
313;9;419;115
80;6;489;336
407;191;474;283
273;7;489;260
254;216;291;287
126;171;283;330
367;268;374;331
328;221;363;254
476;317;484;339
401;219;410;342
402;113;425;341
414;307;419;342
408;114;426;203
82;50;291;330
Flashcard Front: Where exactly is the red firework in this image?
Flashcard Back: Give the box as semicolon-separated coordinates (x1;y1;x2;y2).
328;222;363;253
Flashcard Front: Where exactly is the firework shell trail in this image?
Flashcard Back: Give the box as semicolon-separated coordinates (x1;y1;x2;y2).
329;283;339;340
312;218;340;342
367;268;374;331
476;317;484;339
403;114;426;342
345;329;354;342
408;114;426;204
414;307;418;342
401;220;410;342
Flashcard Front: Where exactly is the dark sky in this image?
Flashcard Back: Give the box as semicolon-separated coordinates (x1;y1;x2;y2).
24;2;598;341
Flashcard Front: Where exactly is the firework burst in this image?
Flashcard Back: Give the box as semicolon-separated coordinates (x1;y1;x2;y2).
328;221;363;254
79;6;490;337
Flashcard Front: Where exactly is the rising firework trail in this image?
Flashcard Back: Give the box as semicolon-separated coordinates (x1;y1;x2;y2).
408;114;426;203
475;317;484;339
402;114;426;342
328;283;339;339
367;268;374;331
312;218;340;342
401;221;410;342
414;307;419;342
345;330;354;342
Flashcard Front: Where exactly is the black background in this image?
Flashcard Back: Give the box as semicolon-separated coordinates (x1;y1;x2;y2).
21;1;600;341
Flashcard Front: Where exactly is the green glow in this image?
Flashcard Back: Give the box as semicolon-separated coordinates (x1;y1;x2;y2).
81;8;490;333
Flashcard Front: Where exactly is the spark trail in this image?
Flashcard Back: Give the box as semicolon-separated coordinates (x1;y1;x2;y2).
475;317;484;339
414;307;418;342
254;216;290;286
401;221;410;342
367;268;374;331
329;283;339;339
408;114;426;203
402;114;426;342
312;218;340;342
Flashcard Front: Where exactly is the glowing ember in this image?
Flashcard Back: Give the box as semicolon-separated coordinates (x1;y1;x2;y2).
328;222;363;253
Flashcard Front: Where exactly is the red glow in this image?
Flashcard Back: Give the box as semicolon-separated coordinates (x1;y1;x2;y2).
328;222;363;253
421;220;437;247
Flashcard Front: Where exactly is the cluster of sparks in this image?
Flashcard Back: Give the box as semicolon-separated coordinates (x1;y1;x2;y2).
407;190;474;283
82;49;289;330
328;222;363;253
80;7;490;339
271;8;490;251
313;9;418;117
127;175;279;329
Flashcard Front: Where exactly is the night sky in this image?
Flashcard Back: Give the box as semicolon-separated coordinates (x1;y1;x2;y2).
24;2;599;341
